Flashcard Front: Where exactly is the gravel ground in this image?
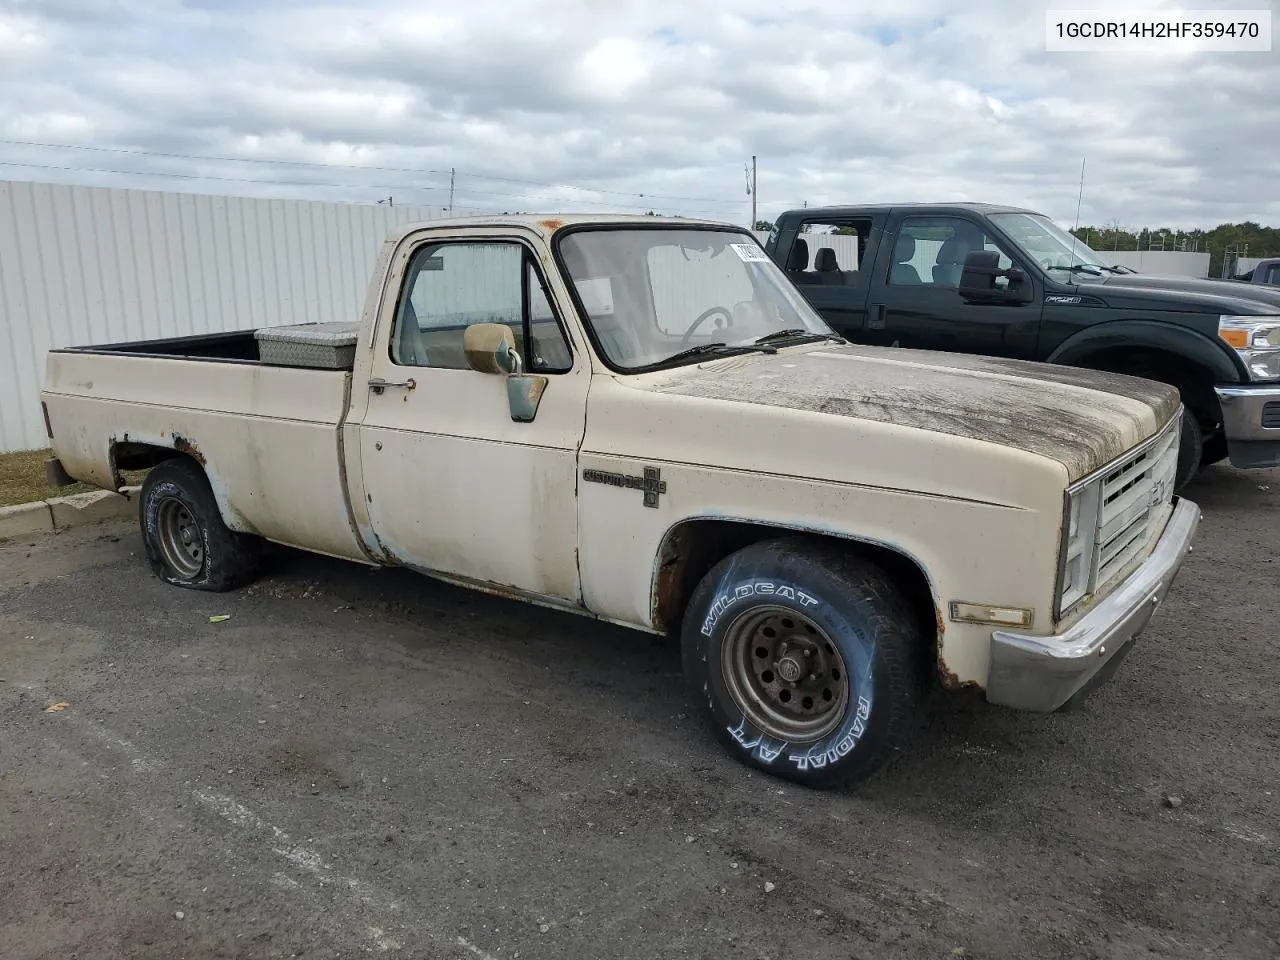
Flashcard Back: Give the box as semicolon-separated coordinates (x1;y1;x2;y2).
1;463;1277;960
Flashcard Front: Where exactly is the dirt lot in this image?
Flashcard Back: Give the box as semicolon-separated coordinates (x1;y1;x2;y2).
1;463;1277;960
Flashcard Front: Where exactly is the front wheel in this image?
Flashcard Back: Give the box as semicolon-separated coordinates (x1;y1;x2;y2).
681;537;922;790
1174;410;1203;490
139;458;262;591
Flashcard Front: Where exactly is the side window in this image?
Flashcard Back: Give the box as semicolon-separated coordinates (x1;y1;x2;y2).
391;242;572;372
786;219;871;287
889;217;1014;288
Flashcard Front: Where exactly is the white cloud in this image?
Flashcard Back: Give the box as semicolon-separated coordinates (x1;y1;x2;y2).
0;0;1275;230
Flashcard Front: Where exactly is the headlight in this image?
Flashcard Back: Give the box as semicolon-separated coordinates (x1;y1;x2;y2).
1056;479;1101;617
1219;316;1280;381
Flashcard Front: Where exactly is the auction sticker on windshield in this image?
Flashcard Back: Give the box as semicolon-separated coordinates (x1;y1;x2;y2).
730;243;771;263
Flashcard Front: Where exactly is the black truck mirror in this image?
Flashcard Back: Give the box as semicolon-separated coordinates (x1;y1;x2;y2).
959;251;1031;303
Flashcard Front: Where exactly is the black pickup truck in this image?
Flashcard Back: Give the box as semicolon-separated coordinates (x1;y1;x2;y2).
764;203;1280;489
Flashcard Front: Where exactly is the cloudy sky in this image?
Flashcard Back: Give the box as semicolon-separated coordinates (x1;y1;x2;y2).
0;0;1276;231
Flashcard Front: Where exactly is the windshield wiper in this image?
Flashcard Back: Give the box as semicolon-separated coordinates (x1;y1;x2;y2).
751;328;845;346
656;342;752;367
1047;263;1105;276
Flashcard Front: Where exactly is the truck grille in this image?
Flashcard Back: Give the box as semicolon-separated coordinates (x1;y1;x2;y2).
1092;416;1180;592
1263;401;1280;429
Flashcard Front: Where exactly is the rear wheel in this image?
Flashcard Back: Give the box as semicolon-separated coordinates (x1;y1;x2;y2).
681;537;922;790
140;458;261;591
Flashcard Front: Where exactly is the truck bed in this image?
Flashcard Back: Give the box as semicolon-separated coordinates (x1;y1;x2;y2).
41;340;368;564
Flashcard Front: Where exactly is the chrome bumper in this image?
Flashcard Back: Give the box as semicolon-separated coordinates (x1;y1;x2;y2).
987;497;1201;713
1215;384;1280;469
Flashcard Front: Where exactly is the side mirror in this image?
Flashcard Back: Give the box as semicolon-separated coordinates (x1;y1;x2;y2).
462;322;547;423
958;251;1032;304
463;322;522;375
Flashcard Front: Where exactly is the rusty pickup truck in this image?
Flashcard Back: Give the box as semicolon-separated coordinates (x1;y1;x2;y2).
40;214;1201;789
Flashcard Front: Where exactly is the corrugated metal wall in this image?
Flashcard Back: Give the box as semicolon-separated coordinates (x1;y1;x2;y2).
0;180;445;452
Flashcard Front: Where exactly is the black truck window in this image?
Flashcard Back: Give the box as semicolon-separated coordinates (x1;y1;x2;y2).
785;218;872;287
889;217;1013;287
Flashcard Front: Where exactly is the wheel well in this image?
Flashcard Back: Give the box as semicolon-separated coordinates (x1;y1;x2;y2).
1067;346;1220;427
109;440;201;485
651;519;939;673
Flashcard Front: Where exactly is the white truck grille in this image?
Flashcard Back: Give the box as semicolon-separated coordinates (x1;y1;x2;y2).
1092;416;1180;592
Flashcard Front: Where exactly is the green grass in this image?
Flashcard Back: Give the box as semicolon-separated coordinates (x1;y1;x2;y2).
0;448;148;508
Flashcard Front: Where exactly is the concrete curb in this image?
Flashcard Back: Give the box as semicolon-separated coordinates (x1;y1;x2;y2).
0;486;141;540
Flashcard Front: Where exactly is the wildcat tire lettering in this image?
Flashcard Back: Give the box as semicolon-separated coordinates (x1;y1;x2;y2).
700;580;820;636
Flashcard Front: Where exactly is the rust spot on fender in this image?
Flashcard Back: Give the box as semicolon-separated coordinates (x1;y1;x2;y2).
652;555;680;634
933;603;979;691
937;660;981;692
172;434;206;466
538;218;564;231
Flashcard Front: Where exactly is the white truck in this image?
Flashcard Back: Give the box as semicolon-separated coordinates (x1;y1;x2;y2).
40;214;1200;789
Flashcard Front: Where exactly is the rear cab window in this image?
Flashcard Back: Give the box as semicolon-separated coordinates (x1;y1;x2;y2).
783;218;873;288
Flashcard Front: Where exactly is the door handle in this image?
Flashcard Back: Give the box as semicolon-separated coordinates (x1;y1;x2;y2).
368;377;416;395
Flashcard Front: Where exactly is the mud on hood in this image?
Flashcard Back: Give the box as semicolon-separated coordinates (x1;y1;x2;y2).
650;343;1181;482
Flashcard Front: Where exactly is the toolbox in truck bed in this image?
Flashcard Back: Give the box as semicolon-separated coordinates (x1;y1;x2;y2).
254;322;361;370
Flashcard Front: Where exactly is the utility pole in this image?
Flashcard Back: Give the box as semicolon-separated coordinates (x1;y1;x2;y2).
745;156;756;229
448;168;455;212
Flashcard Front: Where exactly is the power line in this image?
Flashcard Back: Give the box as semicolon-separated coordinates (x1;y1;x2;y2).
0;158;740;214
0;136;747;206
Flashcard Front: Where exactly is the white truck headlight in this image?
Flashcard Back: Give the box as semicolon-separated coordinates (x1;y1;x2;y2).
1056;478;1101;617
1219;316;1280;381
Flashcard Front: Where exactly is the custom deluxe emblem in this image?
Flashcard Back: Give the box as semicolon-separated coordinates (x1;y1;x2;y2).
582;466;667;508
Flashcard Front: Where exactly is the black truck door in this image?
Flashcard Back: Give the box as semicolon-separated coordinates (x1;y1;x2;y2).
864;212;1043;359
776;212;884;340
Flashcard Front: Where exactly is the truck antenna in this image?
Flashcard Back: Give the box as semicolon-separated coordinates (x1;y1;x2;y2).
1069;157;1086;265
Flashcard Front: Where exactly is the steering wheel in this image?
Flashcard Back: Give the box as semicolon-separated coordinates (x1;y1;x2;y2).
679;306;734;347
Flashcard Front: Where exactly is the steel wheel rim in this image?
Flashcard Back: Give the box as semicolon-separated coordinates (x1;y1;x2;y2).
720;605;850;743
156;498;204;578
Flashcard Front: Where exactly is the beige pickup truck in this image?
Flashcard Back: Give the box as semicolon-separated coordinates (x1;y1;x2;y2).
40;214;1201;789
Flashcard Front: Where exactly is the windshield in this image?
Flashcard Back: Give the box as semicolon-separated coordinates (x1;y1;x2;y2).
989;213;1115;274
556;227;836;370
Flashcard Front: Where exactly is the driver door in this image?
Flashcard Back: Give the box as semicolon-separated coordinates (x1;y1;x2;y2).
350;234;589;603
866;214;1042;358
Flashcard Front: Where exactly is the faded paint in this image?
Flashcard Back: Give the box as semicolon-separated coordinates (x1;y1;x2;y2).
651;344;1179;483
40;212;1187;697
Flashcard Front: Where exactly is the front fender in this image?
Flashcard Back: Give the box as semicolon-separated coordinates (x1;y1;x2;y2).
1045;320;1246;384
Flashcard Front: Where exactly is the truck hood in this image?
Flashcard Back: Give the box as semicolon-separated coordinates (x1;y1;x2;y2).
650;342;1180;482
1088;273;1280;313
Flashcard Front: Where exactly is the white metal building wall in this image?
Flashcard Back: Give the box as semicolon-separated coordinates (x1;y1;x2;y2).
1103;250;1210;278
0;180;446;453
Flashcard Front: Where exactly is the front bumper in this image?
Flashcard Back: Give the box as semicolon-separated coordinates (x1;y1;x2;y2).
1215;384;1280;469
986;497;1201;713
